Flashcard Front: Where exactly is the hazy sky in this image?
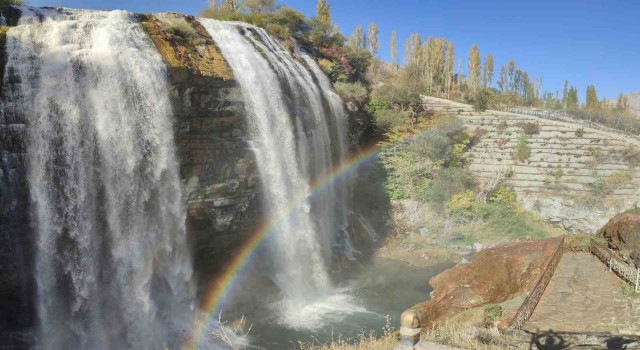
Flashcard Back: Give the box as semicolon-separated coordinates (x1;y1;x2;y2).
27;0;640;100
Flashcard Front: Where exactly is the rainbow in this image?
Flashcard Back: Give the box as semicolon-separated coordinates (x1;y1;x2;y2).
181;122;440;349
181;140;385;350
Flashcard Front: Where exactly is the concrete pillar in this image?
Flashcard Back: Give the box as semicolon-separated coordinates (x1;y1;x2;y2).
394;308;421;350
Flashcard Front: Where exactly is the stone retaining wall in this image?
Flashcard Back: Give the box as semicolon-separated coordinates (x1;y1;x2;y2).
423;97;640;233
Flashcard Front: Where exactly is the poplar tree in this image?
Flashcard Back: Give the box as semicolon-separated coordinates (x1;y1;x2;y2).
349;25;364;49
390;30;398;69
316;0;332;34
245;0;275;14
404;33;421;65
562;80;569;108
508;60;516;92
468;44;481;94
445;42;454;96
367;23;379;56
220;0;242;12
616;93;629;113
425;38;446;93
423;37;434;90
567;87;579;109
497;65;507;92
482;53;494;88
586;85;599;110
203;0;243;18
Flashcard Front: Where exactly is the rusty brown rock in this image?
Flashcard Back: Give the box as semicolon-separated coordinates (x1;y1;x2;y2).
416;237;563;329
598;209;640;266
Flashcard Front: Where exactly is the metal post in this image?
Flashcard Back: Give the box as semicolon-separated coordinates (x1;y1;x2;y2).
635;268;639;293
395;309;421;350
609;259;612;272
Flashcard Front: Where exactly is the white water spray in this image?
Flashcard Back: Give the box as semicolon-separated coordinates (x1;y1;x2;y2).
200;20;353;328
4;9;195;349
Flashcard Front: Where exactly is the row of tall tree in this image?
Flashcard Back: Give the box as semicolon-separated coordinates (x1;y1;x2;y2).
204;0;631;116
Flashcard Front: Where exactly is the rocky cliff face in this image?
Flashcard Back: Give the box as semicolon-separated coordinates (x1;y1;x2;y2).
138;13;263;285
0;9;377;335
0;7;34;331
0;10;264;330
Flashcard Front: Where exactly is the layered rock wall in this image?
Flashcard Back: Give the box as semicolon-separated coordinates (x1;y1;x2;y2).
0;10;263;330
0;7;34;330
138;13;262;282
423;96;640;233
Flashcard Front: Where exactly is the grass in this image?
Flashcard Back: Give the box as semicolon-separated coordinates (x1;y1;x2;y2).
621;283;640;298
300;316;397;350
422;322;529;350
299;333;397;350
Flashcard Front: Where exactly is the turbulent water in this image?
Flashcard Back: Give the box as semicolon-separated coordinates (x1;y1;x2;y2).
200;20;352;327
4;10;195;349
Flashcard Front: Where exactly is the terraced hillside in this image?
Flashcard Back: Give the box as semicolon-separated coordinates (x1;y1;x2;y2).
423;96;640;233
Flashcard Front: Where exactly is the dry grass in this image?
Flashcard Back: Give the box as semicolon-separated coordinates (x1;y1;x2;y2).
422;322;529;350
298;332;397;350
300;316;398;350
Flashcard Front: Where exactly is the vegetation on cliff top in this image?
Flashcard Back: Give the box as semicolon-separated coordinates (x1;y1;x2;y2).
198;1;562;244
139;13;234;79
0;0;22;7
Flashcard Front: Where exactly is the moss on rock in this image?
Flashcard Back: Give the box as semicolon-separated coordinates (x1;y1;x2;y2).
137;13;233;81
0;26;10;90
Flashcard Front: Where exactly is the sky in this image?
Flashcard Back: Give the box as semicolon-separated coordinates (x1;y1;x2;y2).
27;0;640;101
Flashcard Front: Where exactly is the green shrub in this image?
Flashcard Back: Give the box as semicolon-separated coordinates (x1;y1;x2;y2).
0;0;23;7
517;121;540;136
446;190;478;217
473;89;491;112
489;187;517;208
513;133;531;162
551;167;564;181
374;109;410;131
334;81;368;105
469;127;487;146
424;168;476;211
483;305;503;327
481;204;549;240
162;21;199;40
575;128;585;137
590;170;634;196
366;91;392;115
620;146;640;167
409;118;469;167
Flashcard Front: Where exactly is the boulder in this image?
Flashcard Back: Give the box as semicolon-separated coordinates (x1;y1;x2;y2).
416;237;563;328
598;209;640;266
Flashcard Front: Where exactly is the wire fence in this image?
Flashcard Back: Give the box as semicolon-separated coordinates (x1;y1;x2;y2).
494;105;640;142
510;237;639;329
509;237;565;329
590;240;640;293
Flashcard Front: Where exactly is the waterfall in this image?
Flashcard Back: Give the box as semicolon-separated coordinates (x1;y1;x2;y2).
4;9;195;349
200;20;351;326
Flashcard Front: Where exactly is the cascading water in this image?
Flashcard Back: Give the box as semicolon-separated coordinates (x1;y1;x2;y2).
200;20;355;327
3;9;195;349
